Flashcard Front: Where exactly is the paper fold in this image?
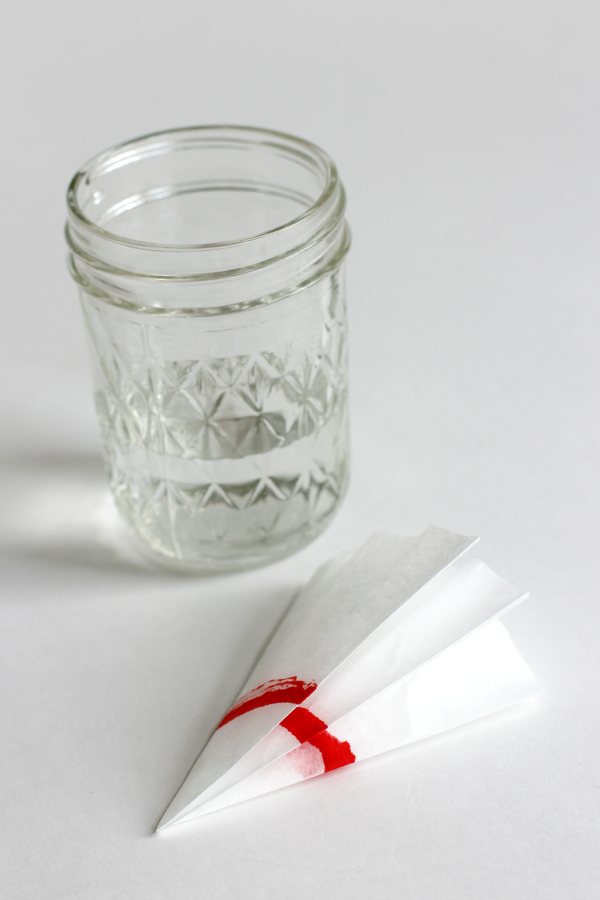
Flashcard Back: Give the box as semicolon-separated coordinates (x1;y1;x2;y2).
158;526;540;831
183;620;543;818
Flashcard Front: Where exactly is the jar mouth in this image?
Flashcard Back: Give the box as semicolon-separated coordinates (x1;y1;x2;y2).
66;125;349;311
67;125;339;252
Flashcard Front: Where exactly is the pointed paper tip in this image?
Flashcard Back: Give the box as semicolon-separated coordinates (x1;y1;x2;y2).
156;795;197;833
156;760;218;833
157;803;211;833
156;809;184;833
155;811;174;833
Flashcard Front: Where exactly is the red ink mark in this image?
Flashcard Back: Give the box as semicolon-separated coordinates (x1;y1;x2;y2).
218;676;317;729
281;708;356;772
280;706;327;742
218;674;356;774
306;728;356;771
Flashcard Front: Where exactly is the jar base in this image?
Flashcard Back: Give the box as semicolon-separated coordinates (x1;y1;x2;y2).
125;487;347;575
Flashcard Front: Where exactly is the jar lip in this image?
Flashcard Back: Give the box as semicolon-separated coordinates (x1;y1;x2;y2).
66;125;339;253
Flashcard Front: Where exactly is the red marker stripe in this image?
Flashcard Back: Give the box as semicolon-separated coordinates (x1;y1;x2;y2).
280;706;327;742
281;707;356;772
305;728;356;772
218;674;356;774
218;676;317;729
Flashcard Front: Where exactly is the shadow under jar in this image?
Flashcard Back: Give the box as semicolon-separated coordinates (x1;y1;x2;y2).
66;126;351;572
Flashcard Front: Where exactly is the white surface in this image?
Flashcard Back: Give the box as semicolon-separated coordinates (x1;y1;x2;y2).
1;1;599;897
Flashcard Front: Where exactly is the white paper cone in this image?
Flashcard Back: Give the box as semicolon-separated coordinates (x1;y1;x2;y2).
158;526;476;829
182;621;543;819
168;557;528;825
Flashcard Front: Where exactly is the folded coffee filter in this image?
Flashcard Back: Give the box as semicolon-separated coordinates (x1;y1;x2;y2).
158;526;542;830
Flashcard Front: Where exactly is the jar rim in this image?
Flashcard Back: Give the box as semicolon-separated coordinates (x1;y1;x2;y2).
66;124;339;253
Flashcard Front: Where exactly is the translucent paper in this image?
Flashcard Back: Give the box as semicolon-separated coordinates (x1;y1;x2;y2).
158;526;542;830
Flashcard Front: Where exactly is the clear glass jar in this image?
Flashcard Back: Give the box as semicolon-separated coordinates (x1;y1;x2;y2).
66;126;351;572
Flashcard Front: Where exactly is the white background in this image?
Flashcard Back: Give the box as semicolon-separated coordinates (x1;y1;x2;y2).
1;2;599;897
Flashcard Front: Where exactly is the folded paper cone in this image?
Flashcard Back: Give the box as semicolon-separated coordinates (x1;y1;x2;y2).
158;526;542;830
179;620;543;819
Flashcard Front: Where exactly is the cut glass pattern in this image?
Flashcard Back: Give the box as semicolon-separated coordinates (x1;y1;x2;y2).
81;272;349;568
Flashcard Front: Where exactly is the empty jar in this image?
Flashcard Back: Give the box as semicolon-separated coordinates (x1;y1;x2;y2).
66;126;351;571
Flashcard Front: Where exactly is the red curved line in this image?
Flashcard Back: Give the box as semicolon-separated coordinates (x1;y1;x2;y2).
218;676;317;729
218;676;356;775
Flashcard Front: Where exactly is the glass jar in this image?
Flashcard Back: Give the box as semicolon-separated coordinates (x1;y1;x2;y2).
66;126;351;572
